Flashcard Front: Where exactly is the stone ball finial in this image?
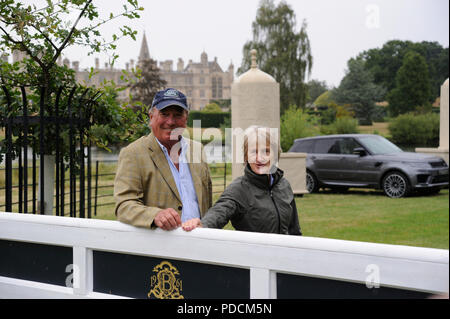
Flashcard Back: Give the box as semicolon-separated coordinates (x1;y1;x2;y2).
251;49;258;69
235;48;276;83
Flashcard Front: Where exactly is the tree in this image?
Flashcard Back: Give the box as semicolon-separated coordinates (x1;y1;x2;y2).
332;58;385;125
358;40;414;95
0;0;144;151
306;79;328;105
238;0;312;113
358;40;448;100
129;58;167;111
0;0;143;214
280;105;319;152
313;91;334;108
387;51;432;116
411;42;449;99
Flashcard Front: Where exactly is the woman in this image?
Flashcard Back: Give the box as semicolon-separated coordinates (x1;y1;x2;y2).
182;126;302;235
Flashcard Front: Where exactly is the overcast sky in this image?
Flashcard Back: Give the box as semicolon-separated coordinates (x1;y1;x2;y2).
40;0;450;87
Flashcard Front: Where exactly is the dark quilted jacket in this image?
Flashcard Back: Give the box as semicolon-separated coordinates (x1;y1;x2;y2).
201;164;302;235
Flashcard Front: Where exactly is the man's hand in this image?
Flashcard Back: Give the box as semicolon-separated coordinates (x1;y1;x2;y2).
182;218;202;231
154;208;182;230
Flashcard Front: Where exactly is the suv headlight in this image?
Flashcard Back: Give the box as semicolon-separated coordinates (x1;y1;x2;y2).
405;162;431;169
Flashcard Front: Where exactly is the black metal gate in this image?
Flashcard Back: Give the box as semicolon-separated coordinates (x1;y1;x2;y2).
0;85;101;218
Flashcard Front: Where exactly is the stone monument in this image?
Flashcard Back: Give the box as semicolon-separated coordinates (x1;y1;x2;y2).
416;78;449;163
230;50;307;194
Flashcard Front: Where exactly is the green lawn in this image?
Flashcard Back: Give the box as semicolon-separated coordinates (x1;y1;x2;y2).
296;188;449;249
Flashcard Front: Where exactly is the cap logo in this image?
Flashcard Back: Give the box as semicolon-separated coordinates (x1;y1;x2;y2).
164;89;178;98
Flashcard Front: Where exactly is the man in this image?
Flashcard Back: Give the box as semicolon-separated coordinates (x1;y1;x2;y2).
114;88;212;230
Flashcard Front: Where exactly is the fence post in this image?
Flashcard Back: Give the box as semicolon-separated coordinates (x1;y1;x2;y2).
94;160;99;217
1;86;13;212
223;162;227;192
72;246;93;296
250;268;277;299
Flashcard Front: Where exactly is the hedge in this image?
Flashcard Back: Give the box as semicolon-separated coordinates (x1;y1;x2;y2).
188;111;231;128
388;113;439;147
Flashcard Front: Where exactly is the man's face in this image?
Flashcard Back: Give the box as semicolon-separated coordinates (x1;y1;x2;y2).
150;105;188;147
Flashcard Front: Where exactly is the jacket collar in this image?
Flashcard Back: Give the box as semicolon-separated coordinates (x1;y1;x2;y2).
146;133;181;202
244;163;284;190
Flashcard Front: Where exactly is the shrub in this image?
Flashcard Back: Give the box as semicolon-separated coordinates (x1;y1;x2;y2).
188;111;230;128
320;117;360;135
280;105;319;151
202;103;222;113
388;113;439;147
372;105;388;122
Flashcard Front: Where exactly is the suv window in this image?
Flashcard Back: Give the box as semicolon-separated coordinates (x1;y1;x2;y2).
313;138;340;154
340;138;362;154
290;140;314;153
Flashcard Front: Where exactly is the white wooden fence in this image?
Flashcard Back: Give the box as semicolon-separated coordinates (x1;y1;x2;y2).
0;212;448;299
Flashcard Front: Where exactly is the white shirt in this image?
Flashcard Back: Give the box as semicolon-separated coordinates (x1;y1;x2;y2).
155;137;201;222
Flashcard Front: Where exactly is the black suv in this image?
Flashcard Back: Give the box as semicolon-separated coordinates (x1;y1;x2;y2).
289;134;449;198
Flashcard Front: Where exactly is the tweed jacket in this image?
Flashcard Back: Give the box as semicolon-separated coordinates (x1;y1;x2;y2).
114;133;213;228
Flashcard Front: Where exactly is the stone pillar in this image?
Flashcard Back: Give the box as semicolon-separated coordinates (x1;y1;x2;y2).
230;50;308;194
416;78;449;163
231;50;280;180
38;155;55;215
439;79;449;151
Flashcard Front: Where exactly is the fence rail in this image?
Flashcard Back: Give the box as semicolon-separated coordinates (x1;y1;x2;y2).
1;159;230;217
0;212;448;299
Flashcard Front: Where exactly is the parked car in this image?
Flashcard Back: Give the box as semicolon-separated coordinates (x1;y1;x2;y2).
289;134;449;198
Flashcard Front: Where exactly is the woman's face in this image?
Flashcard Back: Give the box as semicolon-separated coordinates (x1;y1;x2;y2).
247;137;274;175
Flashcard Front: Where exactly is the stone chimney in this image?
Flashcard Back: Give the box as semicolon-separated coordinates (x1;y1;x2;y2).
228;61;234;81
0;53;8;63
201;51;208;66
72;61;79;71
160;60;173;72
177;58;184;71
63;58;70;68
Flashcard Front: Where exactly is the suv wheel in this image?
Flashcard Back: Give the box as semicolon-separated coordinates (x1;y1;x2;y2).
382;172;410;198
306;171;319;193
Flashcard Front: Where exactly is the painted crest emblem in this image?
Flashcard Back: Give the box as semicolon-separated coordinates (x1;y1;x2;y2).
148;261;184;299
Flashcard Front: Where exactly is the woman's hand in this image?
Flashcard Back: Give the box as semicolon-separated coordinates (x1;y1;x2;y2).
182;218;203;231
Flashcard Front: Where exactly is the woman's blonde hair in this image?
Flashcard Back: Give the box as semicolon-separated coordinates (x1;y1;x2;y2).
243;125;281;163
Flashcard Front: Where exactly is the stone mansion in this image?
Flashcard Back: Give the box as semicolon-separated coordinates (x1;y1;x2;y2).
10;33;234;111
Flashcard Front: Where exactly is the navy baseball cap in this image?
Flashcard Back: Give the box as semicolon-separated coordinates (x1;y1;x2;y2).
152;88;189;111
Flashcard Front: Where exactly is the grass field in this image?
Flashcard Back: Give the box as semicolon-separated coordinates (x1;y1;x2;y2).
358;122;390;137
296;188;449;249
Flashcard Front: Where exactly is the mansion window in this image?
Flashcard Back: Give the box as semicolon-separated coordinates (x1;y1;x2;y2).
212;77;223;99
